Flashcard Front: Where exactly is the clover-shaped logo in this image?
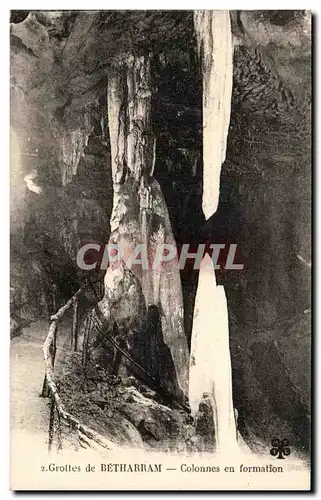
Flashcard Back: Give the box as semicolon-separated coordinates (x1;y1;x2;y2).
270;438;290;459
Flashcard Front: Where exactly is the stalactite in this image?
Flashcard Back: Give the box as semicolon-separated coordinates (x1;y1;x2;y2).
61;127;90;185
57;109;93;186
107;63;127;231
126;55;153;181
194;10;233;219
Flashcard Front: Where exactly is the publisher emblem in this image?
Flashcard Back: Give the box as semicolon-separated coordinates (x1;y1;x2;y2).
270;438;291;459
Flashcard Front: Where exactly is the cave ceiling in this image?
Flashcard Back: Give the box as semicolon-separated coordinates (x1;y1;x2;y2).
10;10;311;178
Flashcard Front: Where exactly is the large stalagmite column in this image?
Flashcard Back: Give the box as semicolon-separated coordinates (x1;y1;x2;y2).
98;54;189;398
191;10;237;452
189;255;237;451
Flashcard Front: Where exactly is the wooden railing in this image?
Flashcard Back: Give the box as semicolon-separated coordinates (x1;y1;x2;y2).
41;280;116;453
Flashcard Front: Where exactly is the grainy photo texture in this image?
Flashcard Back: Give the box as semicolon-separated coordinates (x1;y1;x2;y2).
10;10;311;491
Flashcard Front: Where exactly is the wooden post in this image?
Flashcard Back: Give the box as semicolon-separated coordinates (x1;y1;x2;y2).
52;322;58;369
100;280;104;300
82;315;91;368
48;395;55;452
56;407;63;451
41;321;58;397
41;375;49;398
72;298;79;351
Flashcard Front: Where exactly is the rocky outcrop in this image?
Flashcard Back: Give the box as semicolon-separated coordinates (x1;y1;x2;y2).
58;353;203;452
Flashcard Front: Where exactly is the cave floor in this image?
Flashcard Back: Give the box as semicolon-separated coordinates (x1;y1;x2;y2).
10;316;84;459
11;320;51;452
9;316;311;466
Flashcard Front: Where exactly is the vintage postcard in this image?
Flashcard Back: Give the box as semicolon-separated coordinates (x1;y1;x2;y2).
10;9;311;491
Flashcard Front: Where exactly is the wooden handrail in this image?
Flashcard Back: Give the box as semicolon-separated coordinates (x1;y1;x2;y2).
42;281;116;452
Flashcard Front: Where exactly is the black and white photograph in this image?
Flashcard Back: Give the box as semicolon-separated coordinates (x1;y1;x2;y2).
9;9;311;491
